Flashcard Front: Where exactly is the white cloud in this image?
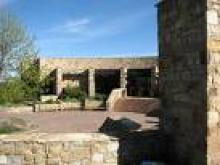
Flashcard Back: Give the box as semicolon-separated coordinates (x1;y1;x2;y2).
42;9;150;44
48;18;91;33
85;10;148;38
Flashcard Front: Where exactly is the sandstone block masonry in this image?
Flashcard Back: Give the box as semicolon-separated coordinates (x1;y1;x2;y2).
158;0;220;164
38;57;157;76
0;133;118;165
207;1;220;164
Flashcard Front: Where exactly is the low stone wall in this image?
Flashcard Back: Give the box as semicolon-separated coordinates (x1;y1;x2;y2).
0;133;118;165
84;100;105;110
0;106;33;113
34;102;81;112
34;100;106;112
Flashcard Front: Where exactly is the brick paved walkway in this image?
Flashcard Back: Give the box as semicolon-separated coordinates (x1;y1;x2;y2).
0;111;159;133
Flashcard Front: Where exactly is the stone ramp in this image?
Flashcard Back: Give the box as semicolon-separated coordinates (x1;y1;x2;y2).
114;97;160;114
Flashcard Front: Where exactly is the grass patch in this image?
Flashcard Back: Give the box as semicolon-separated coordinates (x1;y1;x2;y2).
0;122;22;134
0;117;28;134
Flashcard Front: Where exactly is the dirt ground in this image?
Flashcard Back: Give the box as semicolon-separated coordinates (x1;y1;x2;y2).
0;111;159;133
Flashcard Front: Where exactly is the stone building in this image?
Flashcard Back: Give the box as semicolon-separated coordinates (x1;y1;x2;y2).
158;0;220;164
38;57;158;98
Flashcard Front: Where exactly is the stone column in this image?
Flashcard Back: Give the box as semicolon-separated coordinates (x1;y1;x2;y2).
207;1;220;164
150;65;159;97
158;0;216;164
88;69;95;97
120;67;127;89
56;68;62;96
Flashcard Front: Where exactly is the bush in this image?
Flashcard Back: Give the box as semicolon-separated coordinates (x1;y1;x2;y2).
63;85;86;102
0;78;25;105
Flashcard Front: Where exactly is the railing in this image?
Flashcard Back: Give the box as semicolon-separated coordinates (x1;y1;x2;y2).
106;88;126;111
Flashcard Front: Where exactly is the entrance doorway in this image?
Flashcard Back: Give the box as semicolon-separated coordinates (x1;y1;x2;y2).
95;69;120;96
127;69;151;97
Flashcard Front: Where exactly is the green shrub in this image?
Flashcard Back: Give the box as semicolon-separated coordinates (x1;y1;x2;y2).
63;85;86;102
0;78;25;105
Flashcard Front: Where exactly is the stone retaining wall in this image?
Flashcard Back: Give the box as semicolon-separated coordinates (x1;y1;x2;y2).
0;106;33;113
0;133;118;165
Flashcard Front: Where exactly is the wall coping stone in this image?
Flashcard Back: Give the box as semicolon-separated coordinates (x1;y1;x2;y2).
0;133;118;142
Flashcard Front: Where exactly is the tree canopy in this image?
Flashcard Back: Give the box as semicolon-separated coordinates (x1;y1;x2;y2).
0;11;37;80
0;11;40;104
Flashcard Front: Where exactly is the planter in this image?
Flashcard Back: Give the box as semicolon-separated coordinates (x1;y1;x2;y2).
34;103;61;112
62;102;81;111
84;99;105;110
34;101;81;112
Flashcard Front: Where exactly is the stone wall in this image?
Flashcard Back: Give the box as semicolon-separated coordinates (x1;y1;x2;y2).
84;99;105;110
158;0;208;164
207;0;220;164
0;106;33;113
34;102;82;112
158;0;220;164
0;133;118;165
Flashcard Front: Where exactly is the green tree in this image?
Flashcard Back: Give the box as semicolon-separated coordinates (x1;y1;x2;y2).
20;59;41;101
0;78;25;104
0;11;40;104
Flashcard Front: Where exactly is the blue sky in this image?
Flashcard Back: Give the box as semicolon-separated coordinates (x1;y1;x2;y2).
2;0;157;57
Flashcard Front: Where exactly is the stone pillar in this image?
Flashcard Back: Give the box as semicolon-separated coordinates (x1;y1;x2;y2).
207;1;220;164
88;69;95;97
157;0;219;164
56;68;62;96
150;65;159;97
120;67;127;89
